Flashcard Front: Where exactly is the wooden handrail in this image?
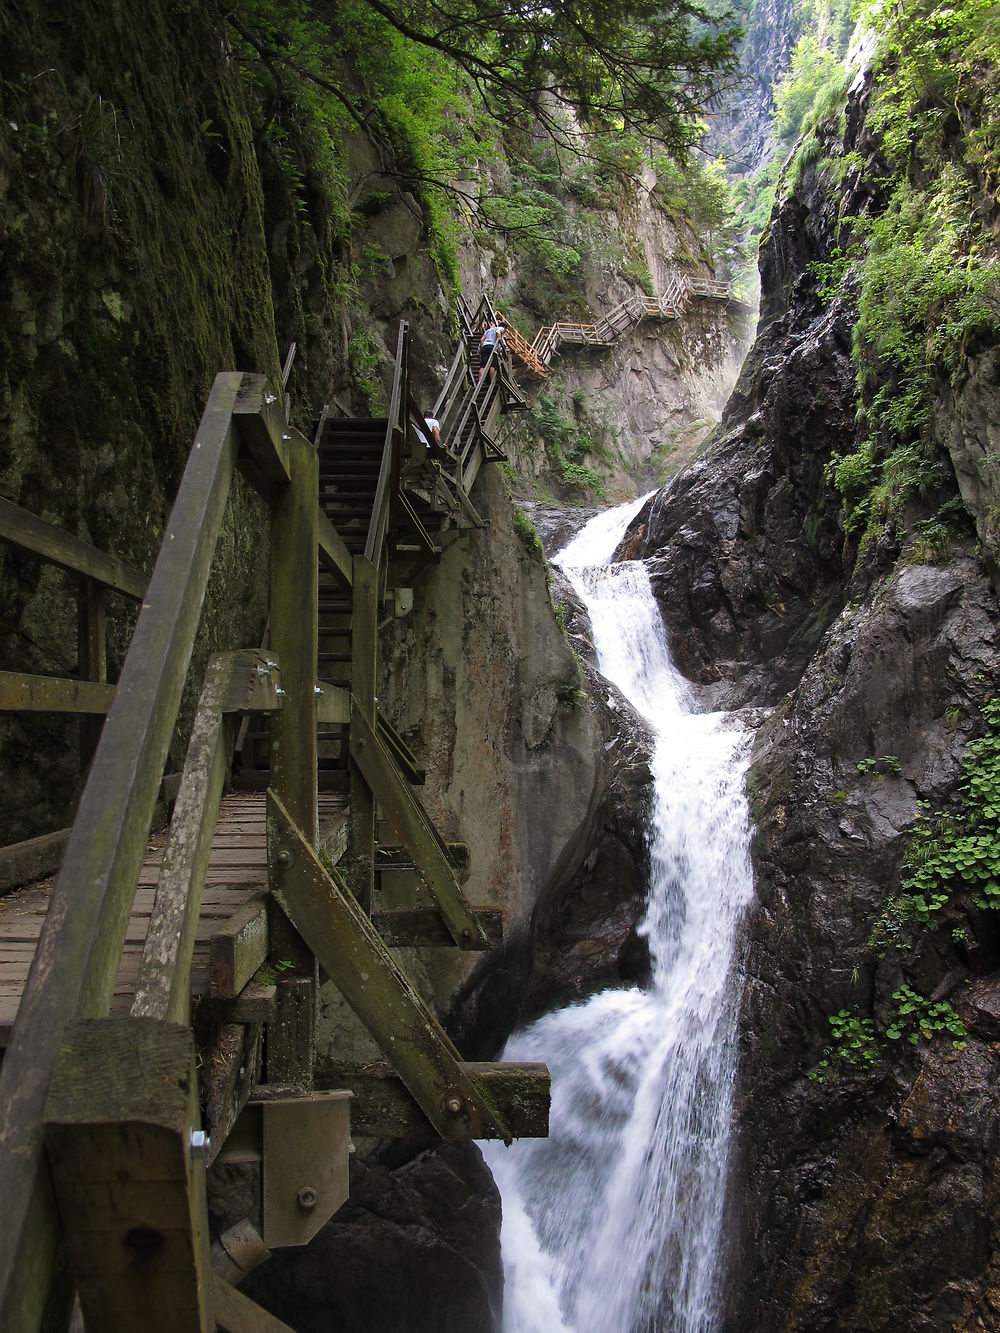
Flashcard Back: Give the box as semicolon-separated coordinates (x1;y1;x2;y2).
0;371;288;1327
365;322;408;570
501;272;733;379
0;496;148;600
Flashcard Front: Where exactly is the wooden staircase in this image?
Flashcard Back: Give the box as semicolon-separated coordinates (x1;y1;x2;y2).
500;273;738;380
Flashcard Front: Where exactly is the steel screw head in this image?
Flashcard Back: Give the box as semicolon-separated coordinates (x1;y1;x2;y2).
190;1129;209;1155
276;849;293;868
297;1186;317;1210
444;1097;463;1117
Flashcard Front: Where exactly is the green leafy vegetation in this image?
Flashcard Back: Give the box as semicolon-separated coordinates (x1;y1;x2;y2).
531;392;616;500
856;754;901;779
512;507;544;554
809;988;967;1082
869;698;1000;955
823;0;1000;553
732;0;853;278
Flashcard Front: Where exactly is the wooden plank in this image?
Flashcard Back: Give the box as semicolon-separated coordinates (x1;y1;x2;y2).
205;983;276;1025
0;370;243;1326
315;681;350;725
0;828;70;893
132;656;241;1023
211;1275;296;1333
232;374;291;491
0;670;115;714
44;1018;213;1332
266;975;316;1086
267;789;510;1142
315;1061;549;1139
0;496;147;600
270;434;318;846
210;898;269;999
203;1023;262;1167
372;907;502;949
348;557;378;914
377;710;425;785
351;704;491;949
316;508;353;590
78;579;107;769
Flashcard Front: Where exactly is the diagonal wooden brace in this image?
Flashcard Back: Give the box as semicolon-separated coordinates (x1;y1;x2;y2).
349;702;492;949
266;789;511;1143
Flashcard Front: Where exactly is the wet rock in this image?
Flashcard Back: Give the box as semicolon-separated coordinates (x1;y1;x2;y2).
240;1142;502;1333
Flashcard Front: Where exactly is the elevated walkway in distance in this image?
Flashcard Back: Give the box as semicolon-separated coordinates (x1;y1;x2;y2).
500;272;739;380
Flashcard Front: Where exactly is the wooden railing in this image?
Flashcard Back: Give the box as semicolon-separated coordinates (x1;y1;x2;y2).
0;497;149;771
0;349;546;1330
493;271;735;379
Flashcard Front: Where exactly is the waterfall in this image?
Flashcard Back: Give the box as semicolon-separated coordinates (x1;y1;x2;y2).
485;497;754;1333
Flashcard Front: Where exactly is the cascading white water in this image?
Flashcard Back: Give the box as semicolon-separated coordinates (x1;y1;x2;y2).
485;497;754;1333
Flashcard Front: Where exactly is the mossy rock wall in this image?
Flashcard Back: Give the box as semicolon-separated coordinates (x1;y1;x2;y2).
0;1;358;841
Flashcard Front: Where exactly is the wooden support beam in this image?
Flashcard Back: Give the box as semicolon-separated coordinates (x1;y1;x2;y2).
211;1275;296;1333
396;491;440;561
211;1218;271;1289
377;711;425;785
267;433;320;1088
232;375;291;491
0;827;69;893
205;983;277;1026
78;578;107;769
0;371;243;1328
269;436;319;846
211;897;270;999
266;789;511;1142
315;681;350;725
348;557;378;914
132;652;282;1024
202;1023;263;1167
44;1019;213;1332
0;495;147;600
0;669;115;714
316;1061;550;1140
372;907;501;949
316;508;353;590
350;703;491;950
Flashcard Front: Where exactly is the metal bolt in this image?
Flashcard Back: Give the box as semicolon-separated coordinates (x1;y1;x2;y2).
256;664;270;678
282;432;292;442
277;849;293;868
297;1186;317;1210
444;1097;463;1117
275;686;286;697
314;685;323;696
190;1129;209;1155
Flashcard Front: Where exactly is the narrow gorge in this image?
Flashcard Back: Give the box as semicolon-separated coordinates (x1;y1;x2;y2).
1;0;999;1329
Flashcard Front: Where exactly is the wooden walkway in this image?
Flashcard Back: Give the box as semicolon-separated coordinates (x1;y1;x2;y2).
0;792;347;1045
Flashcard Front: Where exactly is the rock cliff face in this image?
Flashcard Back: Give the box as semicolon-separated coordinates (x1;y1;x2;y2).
626;72;1000;1331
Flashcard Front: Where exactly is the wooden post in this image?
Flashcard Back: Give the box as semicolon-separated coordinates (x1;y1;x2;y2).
77;577;106;771
348;556;378;915
268;432;319;1084
44;1019;213;1332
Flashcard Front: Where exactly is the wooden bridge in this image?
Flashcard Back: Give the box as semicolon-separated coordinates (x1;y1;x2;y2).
494;273;737;379
0;301;542;1331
